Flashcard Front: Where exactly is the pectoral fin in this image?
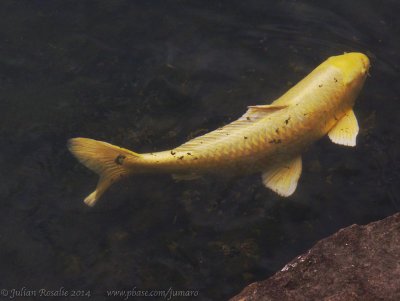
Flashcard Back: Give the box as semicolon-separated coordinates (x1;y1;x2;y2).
262;156;302;197
328;109;359;147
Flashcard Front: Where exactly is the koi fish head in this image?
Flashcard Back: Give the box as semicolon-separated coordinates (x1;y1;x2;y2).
327;52;370;86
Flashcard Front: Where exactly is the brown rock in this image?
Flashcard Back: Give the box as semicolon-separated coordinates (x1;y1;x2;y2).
231;213;400;301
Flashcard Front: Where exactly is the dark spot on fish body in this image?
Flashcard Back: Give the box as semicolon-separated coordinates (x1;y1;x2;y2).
244;136;248;139
318;84;323;88
246;117;251;121
178;156;184;160
285;116;291;125
269;139;282;144
334;77;338;83
187;152;192;155
193;157;199;160
171;150;176;155
275;128;280;134
115;154;126;165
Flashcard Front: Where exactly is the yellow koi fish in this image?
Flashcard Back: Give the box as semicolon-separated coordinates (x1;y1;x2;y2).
68;52;370;206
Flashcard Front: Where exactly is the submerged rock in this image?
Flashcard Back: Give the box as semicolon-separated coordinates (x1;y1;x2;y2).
231;213;400;301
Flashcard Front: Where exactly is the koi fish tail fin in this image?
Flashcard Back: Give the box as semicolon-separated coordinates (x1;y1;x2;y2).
67;137;140;206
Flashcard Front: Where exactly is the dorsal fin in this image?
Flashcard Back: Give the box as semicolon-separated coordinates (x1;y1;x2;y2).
240;104;288;121
175;104;287;152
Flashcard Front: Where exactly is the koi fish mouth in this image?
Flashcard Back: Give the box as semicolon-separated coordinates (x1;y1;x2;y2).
358;53;370;75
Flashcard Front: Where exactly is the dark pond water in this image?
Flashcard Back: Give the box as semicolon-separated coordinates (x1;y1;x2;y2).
1;0;400;300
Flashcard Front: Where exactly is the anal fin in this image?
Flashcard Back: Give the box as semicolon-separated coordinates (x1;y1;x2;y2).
262;156;302;197
328;109;359;147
